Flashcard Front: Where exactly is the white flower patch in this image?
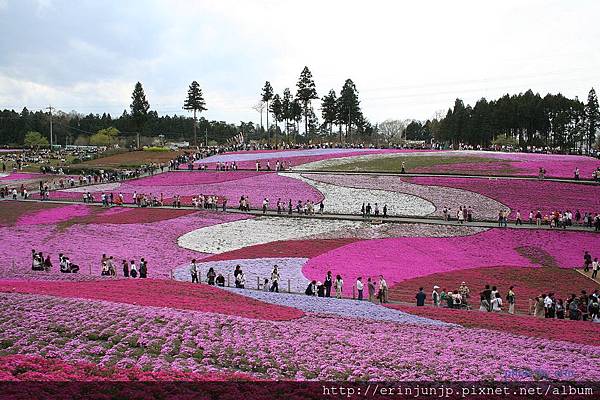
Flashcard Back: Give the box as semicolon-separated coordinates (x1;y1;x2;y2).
306;173;506;220
61;182;121;193
178;217;363;254
0;173;9;178
173;257;310;292
294;151;434;170
280;173;435;216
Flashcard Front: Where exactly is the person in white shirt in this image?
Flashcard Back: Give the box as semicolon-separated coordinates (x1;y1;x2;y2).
491;293;503;312
432;285;440;306
378;275;388;303
544;293;554;318
334;275;343;299
190;259;199;283
592;258;599;279
356;277;364;300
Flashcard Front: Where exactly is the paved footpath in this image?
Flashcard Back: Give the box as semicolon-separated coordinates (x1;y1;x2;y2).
8;197;599;233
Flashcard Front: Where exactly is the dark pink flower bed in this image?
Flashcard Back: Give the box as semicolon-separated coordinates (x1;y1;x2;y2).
413;152;600;178
406;176;600;217
50;172;323;208
303;229;600;296
194;148;429;170
131;171;263;185
0;354;256;381
0;279;304;321
82;207;198;225
203;238;361;262
388;303;600;347
0;172;43;181
389;264;598;313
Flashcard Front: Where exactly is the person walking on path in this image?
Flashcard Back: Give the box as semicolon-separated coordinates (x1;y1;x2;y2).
432;285;440;307
139;258;148;278
378;275;388;303
270;265;280;292
207;267;216;285
324;271;333;297
507;286;516;314
190;259;199;283
334;275;343;299
592;258;599;279
356;277;364;300
367;277;376;302
584;251;592;272
416;287;426;306
122;259;129;278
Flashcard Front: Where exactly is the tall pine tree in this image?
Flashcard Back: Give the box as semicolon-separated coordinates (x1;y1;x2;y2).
270;94;283;147
321;89;338;135
337;79;362;142
130;82;150;139
183;81;207;146
261;82;274;144
296;66;318;140
585;88;600;152
281;88;293;141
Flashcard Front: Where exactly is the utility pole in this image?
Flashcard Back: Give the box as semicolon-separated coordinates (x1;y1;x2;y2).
205;127;208;147
46;105;55;150
136;132;140;149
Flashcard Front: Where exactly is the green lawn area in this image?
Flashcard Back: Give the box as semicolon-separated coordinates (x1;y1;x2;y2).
314;155;515;173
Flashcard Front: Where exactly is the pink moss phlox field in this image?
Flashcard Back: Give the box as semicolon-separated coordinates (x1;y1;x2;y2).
388;304;600;347
388;265;599;314
0;354;258;381
303;229;600;295
412;152;600;178
0;207;252;278
0;279;304;321
132;171;262;186
0;172;43;181
406;176;600;217
51;172;324;207
2;293;599;381
15;204;91;226
193;148;429;169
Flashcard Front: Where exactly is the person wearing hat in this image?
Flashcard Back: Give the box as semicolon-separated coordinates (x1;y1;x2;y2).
432;286;440;307
459;281;470;308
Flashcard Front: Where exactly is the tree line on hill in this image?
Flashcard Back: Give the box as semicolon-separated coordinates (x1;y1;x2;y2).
435;88;600;152
0;81;253;148
1;72;598;153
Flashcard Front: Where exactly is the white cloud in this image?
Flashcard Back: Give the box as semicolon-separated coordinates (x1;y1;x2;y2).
1;0;599;123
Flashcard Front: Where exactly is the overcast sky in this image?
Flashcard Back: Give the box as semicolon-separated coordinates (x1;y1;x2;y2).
0;0;599;125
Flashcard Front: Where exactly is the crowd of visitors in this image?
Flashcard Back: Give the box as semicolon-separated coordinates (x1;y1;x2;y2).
442;206;475;223
531;290;600;322
361;202;388;218
31;249;79;273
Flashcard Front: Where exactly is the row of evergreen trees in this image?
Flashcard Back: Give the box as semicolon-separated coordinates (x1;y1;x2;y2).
259;66;371;143
436;88;600;151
